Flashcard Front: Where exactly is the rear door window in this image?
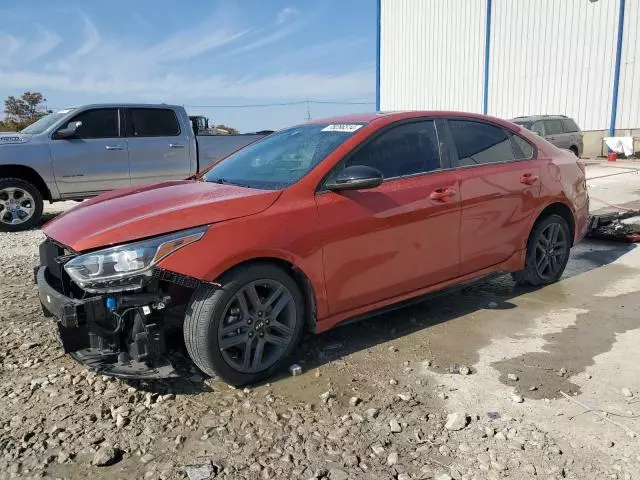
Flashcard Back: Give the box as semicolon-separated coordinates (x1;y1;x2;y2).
543;120;564;135
449;120;533;166
128;108;180;137
57;108;120;139
561;118;580;133
344;120;442;179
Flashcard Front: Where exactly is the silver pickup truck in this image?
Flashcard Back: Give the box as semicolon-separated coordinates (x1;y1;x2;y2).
0;103;267;231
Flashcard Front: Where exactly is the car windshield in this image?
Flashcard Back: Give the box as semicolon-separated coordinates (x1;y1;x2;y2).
21;109;76;134
203;123;365;190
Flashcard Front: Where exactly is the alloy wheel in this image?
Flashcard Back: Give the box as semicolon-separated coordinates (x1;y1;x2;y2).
218;280;297;373
0;187;36;226
534;222;568;281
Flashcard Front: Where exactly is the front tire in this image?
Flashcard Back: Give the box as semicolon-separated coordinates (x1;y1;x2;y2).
0;178;44;232
184;263;305;386
512;214;571;286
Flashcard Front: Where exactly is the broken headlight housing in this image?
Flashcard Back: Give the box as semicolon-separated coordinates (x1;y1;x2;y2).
64;227;207;293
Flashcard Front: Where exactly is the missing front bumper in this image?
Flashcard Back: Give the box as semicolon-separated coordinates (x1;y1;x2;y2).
35;266;178;379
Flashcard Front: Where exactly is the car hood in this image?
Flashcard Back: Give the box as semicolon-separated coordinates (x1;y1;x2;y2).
0;133;32;145
44;180;282;251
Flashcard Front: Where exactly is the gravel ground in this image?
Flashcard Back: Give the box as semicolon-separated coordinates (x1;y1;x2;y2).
0;201;638;480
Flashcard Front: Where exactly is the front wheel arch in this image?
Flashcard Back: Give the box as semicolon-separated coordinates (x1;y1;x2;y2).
183;262;307;385
214;258;317;332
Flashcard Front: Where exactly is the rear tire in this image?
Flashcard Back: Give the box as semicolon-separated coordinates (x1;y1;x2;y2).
569;146;579;157
512;214;571;286
184;263;305;386
0;178;44;232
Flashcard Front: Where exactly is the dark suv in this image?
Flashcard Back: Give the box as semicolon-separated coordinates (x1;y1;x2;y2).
511;115;583;157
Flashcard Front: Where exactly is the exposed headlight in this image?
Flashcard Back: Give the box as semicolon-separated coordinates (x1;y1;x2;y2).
64;227;207;293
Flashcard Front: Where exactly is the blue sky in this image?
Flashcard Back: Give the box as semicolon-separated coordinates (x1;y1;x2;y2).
0;0;376;132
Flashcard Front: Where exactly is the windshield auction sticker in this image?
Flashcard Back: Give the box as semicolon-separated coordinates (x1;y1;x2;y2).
321;124;364;133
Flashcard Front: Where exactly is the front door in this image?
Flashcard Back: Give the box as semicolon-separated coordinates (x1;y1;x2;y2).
49;108;130;196
446;119;542;275
316;119;461;315
126;107;192;186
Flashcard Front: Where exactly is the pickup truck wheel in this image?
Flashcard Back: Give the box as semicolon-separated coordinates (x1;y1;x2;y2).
512;214;571;286
184;264;305;386
0;178;44;232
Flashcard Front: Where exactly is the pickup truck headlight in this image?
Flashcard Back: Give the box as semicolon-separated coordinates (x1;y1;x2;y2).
63;227;207;293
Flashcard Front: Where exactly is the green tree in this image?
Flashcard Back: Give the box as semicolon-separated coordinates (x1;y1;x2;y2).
3;91;48;129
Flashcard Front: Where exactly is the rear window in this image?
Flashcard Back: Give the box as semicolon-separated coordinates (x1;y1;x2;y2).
129;108;180;137
562;118;580;133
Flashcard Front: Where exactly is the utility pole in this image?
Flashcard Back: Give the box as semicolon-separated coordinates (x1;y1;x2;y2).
305;100;312;121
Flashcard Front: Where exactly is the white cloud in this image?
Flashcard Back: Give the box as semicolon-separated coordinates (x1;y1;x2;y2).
23;26;62;62
0;9;373;104
0;69;374;101
0;33;21;66
277;6;299;24
74;17;100;57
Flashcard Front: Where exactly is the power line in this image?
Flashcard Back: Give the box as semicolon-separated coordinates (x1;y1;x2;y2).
184;99;375;109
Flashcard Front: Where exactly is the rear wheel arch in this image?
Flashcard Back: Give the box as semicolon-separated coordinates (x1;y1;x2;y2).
533;202;575;246
0;164;52;200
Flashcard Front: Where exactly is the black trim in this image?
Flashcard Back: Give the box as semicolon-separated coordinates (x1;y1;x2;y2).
315;117;454;194
336;271;505;328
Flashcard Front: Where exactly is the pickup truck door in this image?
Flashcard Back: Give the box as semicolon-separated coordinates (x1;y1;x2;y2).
49;108;131;197
126;108;193;186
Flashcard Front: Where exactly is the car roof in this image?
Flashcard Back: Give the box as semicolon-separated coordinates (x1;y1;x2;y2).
307;110;520;130
511;115;573;122
56;103;183;111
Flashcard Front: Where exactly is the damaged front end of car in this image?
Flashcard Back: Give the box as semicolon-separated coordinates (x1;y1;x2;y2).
34;227;210;379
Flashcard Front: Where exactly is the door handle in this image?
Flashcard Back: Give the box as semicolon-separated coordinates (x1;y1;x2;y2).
520;173;539;185
105;145;123;151
169;143;184;148
429;187;456;201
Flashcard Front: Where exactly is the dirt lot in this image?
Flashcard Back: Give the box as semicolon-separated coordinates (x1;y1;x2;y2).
1;165;640;480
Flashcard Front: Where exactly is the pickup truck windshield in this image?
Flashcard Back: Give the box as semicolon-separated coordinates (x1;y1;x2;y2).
21;109;76;134
204;123;365;190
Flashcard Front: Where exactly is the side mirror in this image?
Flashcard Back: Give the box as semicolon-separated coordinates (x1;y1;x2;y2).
55;121;82;139
325;165;383;191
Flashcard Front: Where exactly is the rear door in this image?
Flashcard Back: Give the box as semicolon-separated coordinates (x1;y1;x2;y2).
49;108;130;196
446;118;542;275
542;119;567;149
126;108;192;186
316;119;461;314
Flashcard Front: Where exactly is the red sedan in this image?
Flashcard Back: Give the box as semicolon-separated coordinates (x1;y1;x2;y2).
35;111;589;385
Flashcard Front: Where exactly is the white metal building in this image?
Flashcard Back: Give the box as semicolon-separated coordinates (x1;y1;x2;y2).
377;0;639;156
